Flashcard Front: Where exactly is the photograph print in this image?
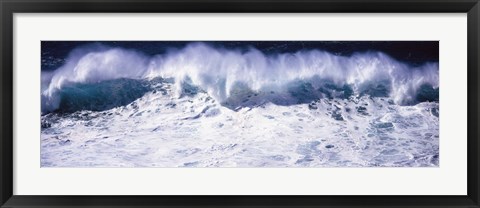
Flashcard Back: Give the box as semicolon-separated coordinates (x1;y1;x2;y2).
40;41;439;168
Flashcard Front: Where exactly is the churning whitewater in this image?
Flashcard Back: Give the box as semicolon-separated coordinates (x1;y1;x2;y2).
41;42;439;167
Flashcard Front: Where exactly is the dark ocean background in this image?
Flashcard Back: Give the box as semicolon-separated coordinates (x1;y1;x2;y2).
42;41;438;71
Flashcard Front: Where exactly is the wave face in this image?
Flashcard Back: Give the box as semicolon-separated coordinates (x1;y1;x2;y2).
41;42;439;113
56;78;151;113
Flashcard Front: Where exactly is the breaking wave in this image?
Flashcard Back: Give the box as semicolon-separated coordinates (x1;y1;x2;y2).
41;42;439;113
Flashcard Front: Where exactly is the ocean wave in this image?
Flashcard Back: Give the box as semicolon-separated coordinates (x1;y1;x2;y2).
41;42;439;113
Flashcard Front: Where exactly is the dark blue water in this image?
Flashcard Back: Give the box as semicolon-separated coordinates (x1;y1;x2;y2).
42;41;438;71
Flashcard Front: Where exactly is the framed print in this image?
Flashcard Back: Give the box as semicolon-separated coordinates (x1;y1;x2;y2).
1;0;479;207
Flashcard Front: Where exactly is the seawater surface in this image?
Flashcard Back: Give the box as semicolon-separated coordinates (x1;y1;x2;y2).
40;41;439;167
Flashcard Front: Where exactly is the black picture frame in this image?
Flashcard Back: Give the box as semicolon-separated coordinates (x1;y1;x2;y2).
1;0;479;207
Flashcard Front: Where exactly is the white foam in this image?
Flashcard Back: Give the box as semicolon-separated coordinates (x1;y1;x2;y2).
40;81;439;167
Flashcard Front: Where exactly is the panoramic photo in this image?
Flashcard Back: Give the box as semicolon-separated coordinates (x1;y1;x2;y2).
40;41;439;167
